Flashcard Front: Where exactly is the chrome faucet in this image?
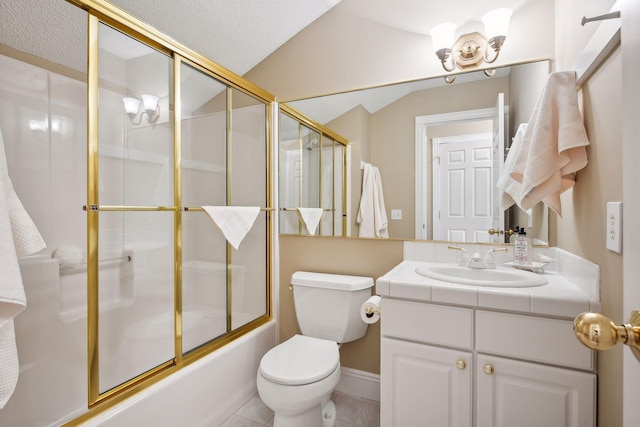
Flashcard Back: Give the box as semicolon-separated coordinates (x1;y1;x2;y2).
466;251;487;269
481;248;508;269
448;246;508;269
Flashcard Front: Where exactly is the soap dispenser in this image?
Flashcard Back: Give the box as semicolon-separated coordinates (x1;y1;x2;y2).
513;228;529;265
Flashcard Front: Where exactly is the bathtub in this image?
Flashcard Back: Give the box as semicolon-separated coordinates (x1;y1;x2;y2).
0;253;276;427
84;320;276;427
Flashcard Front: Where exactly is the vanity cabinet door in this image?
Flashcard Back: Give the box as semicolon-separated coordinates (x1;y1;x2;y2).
381;337;472;427
476;355;596;427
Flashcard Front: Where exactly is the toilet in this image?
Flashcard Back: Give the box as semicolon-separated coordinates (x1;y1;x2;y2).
257;271;374;427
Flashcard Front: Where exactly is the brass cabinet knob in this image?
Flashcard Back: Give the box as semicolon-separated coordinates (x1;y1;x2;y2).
456;359;466;370
573;311;640;361
483;364;494;375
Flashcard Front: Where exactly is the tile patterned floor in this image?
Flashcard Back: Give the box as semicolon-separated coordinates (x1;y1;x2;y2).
219;390;380;427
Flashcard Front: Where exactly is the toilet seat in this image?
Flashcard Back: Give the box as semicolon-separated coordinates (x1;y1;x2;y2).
259;335;339;386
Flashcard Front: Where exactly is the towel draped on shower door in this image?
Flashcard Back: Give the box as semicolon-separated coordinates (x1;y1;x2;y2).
0;128;46;409
500;71;590;217
357;163;388;238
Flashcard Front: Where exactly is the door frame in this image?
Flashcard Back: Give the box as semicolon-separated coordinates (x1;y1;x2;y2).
415;106;507;240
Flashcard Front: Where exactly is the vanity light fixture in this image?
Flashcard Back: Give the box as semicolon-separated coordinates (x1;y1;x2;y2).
122;94;160;125
430;8;512;83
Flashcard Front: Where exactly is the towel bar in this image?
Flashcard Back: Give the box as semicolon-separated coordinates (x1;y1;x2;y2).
280;207;334;212
183;206;273;212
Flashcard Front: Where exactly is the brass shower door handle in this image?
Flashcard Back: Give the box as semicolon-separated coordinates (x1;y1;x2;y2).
573;311;640;361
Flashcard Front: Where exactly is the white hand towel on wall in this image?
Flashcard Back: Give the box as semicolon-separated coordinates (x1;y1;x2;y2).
0;128;46;409
496;123;532;214
296;208;323;235
509;71;590;216
201;206;260;250
357;163;389;238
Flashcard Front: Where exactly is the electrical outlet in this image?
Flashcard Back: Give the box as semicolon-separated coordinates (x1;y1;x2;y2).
391;209;402;220
606;202;622;253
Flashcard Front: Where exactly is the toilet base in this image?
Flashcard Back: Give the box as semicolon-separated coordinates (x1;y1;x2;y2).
257;363;340;427
321;400;336;427
273;403;323;427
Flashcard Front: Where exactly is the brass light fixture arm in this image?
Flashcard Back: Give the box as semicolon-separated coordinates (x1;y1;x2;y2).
436;48;456;72
484;35;505;64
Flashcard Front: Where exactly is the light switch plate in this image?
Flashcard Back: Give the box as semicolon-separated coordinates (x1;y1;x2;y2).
391;209;402;220
606;202;622;253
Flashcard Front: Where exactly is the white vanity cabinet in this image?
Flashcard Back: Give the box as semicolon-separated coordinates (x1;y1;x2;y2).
380;298;596;427
476;355;596;426
381;338;472;427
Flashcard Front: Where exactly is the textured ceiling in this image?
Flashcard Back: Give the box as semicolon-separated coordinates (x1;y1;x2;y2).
0;0;537;77
0;0;542;115
106;0;342;74
0;0;342;76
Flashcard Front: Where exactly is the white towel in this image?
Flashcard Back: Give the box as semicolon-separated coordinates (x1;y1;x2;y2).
0;128;46;409
496;123;532;215
201;206;260;250
296;207;323;235
357;163;389;238
509;71;590;216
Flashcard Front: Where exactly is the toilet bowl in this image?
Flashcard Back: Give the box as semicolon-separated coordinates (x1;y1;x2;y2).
257;272;374;427
257;335;340;427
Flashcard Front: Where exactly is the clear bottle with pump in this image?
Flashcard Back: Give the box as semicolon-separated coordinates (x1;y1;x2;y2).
513;228;529;265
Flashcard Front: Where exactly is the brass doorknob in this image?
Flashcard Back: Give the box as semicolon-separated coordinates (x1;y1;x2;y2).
573;311;640;361
488;228;503;235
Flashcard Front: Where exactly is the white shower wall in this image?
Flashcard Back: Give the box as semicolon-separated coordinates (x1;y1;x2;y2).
0;51;273;426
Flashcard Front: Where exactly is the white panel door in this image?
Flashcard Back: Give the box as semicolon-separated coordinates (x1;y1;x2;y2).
434;133;493;242
280;150;302;233
622;1;640;425
381;337;472;427
476;355;596;427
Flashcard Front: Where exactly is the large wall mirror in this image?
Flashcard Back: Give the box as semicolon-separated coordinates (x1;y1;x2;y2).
284;59;551;244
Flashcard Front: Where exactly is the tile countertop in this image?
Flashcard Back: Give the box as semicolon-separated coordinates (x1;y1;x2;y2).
375;243;601;320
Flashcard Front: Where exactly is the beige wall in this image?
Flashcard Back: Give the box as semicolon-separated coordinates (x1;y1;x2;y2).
556;46;623;426
552;1;622;425
251;1;623;424
279;235;403;374
244;0;555;100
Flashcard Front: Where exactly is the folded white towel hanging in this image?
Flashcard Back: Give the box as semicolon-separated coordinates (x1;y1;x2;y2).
357;163;389;238
510;71;590;216
201;206;260;250
0;128;46;409
496;123;532;214
296;207;323;235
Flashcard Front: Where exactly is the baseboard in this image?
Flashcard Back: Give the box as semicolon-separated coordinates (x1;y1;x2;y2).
335;367;380;402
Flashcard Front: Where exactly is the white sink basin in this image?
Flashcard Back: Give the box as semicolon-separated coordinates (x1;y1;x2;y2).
415;264;548;288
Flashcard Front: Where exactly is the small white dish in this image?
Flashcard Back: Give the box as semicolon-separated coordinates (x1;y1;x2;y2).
504;261;548;272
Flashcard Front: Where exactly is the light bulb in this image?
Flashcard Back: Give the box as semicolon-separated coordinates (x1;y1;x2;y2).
141;94;159;113
482;8;512;39
430;23;457;51
122;97;140;117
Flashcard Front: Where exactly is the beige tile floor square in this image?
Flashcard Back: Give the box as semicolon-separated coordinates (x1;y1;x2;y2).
220;390;380;427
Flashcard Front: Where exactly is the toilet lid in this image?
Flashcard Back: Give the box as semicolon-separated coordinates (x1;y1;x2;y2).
259;335;339;386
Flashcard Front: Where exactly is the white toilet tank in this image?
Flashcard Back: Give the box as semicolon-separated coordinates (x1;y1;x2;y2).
291;271;374;343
